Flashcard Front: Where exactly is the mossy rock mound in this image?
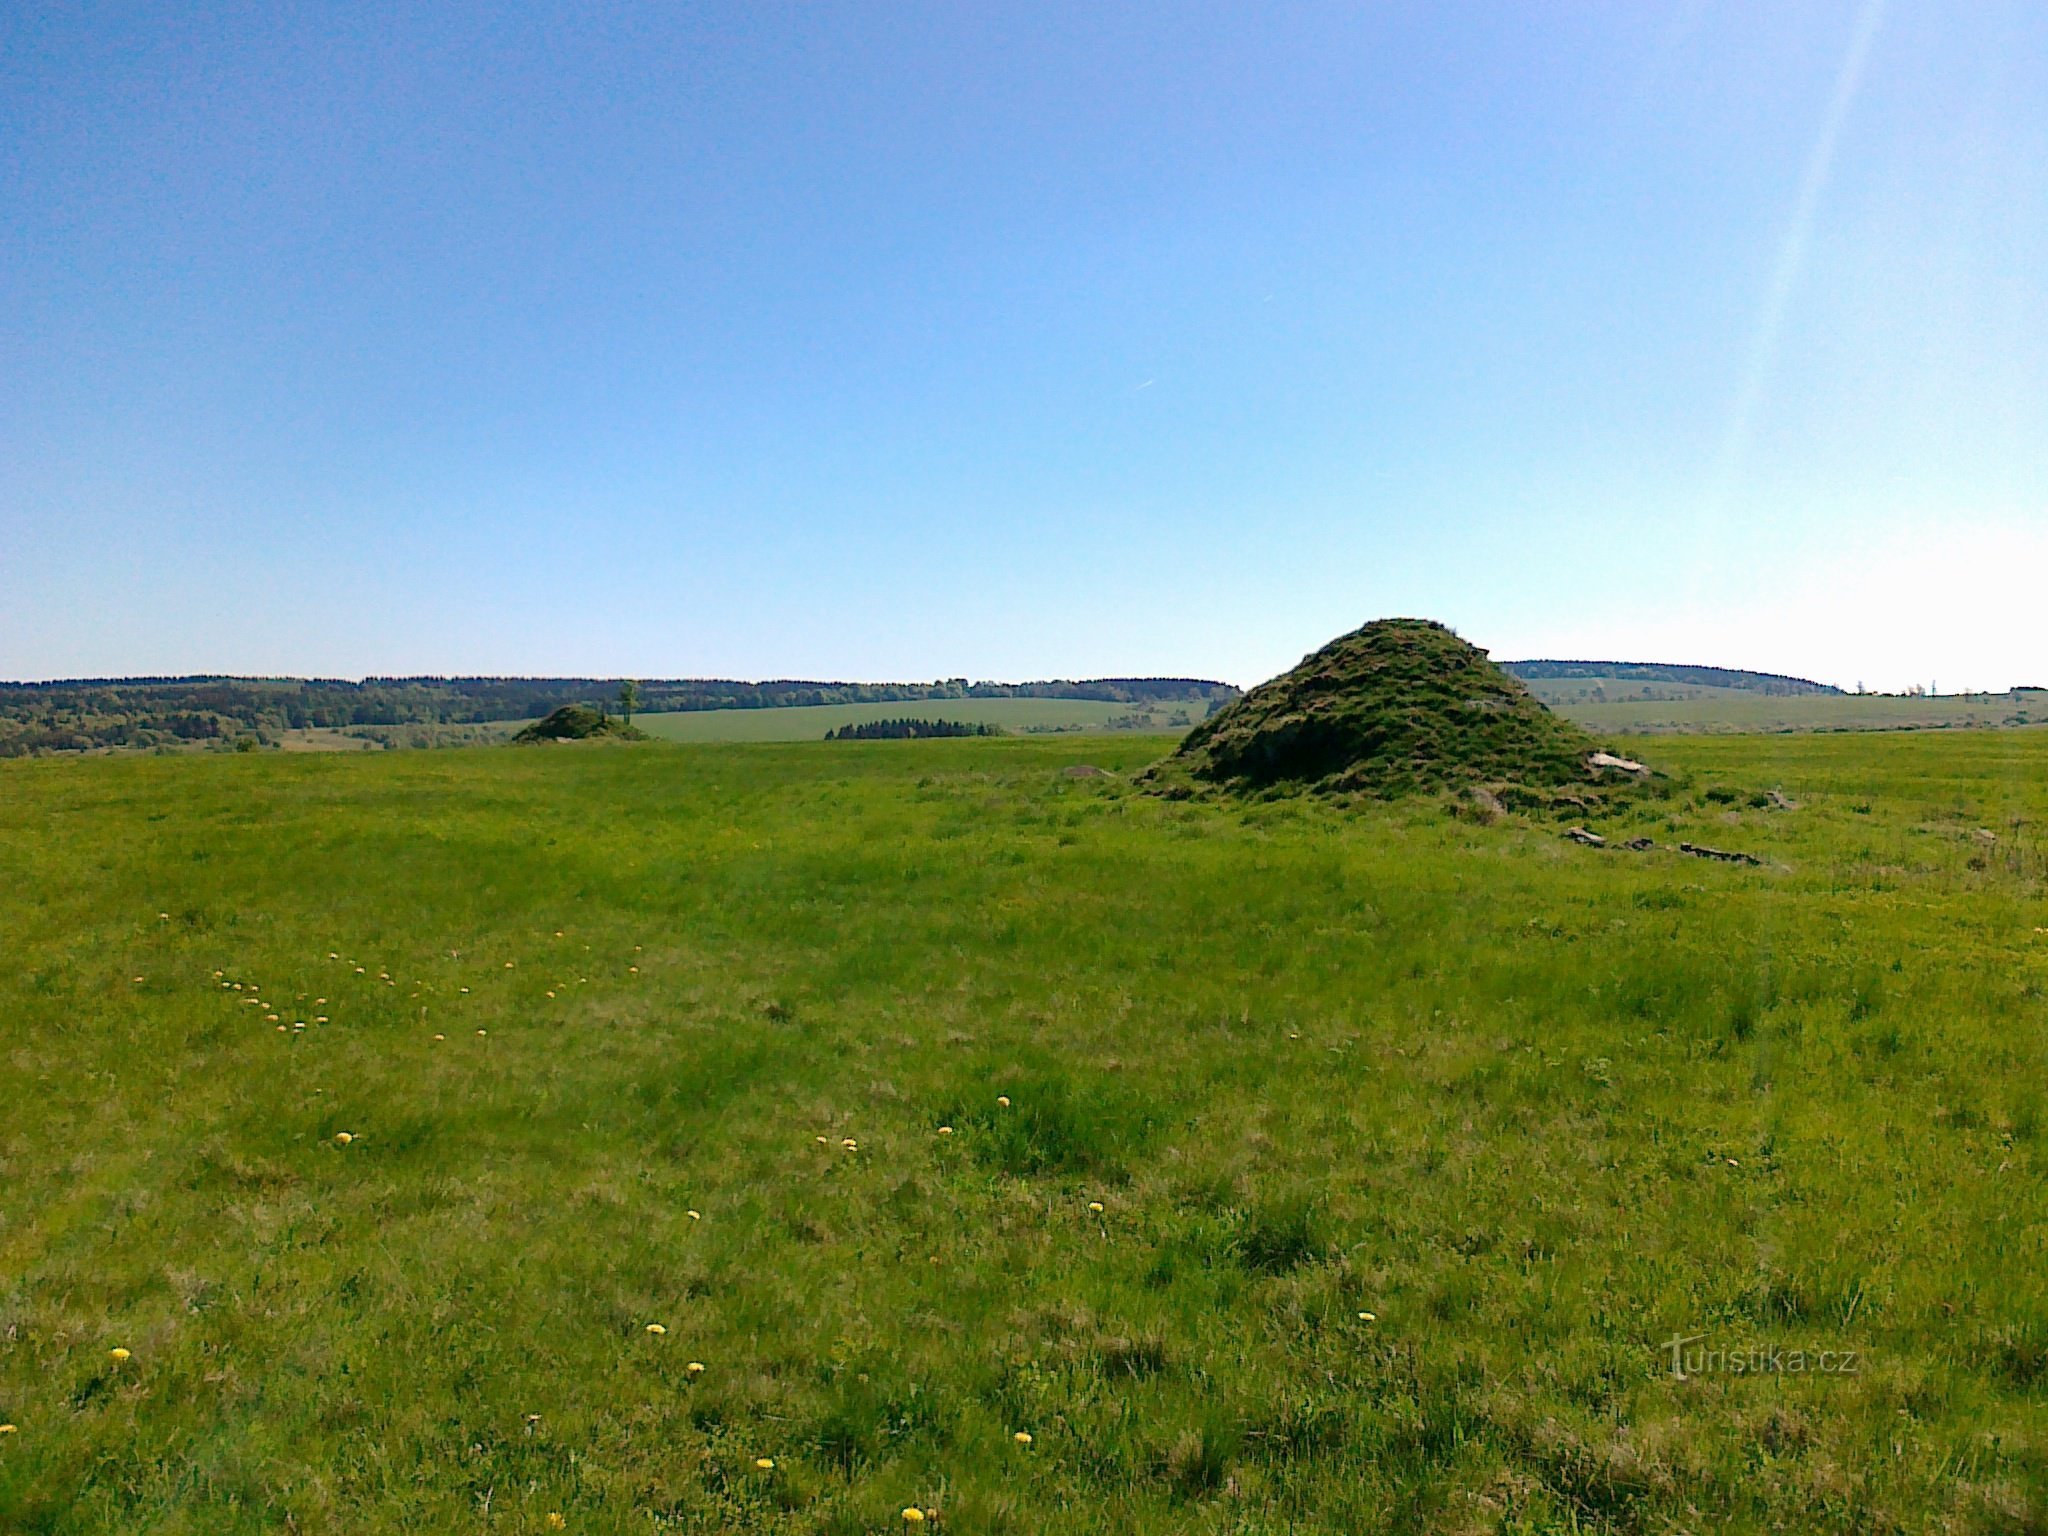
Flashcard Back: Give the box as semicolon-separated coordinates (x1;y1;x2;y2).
1149;619;1606;799
514;705;646;743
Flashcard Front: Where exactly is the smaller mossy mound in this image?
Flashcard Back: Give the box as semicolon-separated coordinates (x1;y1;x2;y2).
1149;619;1608;799
514;705;647;743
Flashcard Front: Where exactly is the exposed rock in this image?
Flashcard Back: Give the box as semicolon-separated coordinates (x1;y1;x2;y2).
1678;842;1762;866
1461;786;1507;824
1588;751;1650;776
1564;827;1607;848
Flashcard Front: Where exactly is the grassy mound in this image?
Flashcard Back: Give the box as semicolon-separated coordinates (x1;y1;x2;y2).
1151;618;1605;798
513;704;647;743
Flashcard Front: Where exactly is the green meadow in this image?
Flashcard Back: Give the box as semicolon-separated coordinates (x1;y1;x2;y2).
1543;690;2048;737
3;730;2046;1533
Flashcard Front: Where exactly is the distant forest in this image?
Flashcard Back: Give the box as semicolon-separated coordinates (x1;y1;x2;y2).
825;718;1002;741
0;675;1237;756
1503;661;1841;696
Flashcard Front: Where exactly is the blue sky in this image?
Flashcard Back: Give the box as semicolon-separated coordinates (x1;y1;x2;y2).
4;1;2043;689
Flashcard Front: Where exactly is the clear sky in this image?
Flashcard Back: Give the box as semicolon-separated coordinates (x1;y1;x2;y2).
4;1;2043;690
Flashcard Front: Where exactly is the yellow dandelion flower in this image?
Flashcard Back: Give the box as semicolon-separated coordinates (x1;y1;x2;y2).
355;966;366;974
546;1515;566;1530
276;1025;287;1032
841;1138;857;1150
157;912;169;920
334;1132;353;1145
687;1210;701;1220
815;1136;829;1145
754;1457;775;1471
937;1126;953;1135
554;930;565;937
476;1029;487;1036
1088;1201;1104;1213
0;1423;17;1434
132;976;144;984
109;1347;131;1362
902;1509;925;1524
997;1095;1010;1107
686;1361;705;1376
546;991;556;999
315;1016;328;1023
504;961;514;969
433;1033;445;1041
644;1322;666;1335
1013;1430;1033;1445
1358;1311;1376;1323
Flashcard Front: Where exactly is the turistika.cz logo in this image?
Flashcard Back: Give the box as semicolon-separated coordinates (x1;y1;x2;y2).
1662;1333;1861;1379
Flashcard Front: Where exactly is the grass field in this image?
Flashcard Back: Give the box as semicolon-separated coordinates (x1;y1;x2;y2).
3;732;2047;1532
634;699;1197;742
1541;690;2048;736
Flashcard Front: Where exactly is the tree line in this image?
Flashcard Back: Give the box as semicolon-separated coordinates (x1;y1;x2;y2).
1502;661;1840;696
825;718;1003;740
0;675;1235;756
